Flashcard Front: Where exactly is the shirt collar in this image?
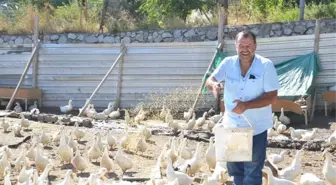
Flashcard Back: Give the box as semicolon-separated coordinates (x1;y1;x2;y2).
235;55;258;78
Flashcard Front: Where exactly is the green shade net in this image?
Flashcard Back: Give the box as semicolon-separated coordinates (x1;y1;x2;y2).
201;51;229;93
202;51;321;100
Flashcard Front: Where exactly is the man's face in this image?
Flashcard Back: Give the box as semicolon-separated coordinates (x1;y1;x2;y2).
235;36;256;62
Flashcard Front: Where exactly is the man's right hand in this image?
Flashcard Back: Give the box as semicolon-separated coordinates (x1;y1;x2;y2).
211;82;223;97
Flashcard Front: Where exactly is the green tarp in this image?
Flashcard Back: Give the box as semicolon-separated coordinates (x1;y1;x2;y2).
202;51;321;100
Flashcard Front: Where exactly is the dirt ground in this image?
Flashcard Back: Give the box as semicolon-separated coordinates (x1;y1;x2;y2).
0;111;335;185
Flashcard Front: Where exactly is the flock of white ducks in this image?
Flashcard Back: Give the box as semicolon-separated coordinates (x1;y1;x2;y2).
264;148;336;185
3;101;336;185
268;109;322;142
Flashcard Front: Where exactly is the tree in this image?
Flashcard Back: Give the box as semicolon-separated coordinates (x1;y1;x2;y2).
138;0;215;25
241;0;285;21
99;0;108;33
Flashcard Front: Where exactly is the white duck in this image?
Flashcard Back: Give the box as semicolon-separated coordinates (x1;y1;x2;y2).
36;164;53;183
103;102;114;116
268;128;278;137
35;143;50;172
52;125;65;144
183;108;193;122
160;105;167;121
115;144;133;175
181;142;202;176
73;122;85;141
14;145;30;170
30;108;40;115
55;170;74;185
109;108;120;119
18;161;34;183
87;136;102;162
195;112;207;129
107;130;117;149
140;125;152;140
0;152;10;178
165;109;173;124
208;112;223;124
278;149;302;181
187;113;196;130
268;150;289;164
327;129;336;146
39;131;51;146
1;118;10;132
178;138;192;160
276;122;287;134
210;162;229;184
207;120;216;132
60;99;73;113
289;127;308;140
135;135;148;154
57;132;73;164
71;148;89;174
94;112;108;120
86;104;97;118
279;108;290;125
301;129;317;141
20;113;30;129
100;146;114;174
0;145;12;159
206;137;216;171
123;109;132;125
14;102;23;113
263;166;295;185
166;157;194;185
322;150;336;185
299;173;326;185
78;99;90;116
12;123;22;137
201;174;217;185
29;100;38;111
3;167;11;185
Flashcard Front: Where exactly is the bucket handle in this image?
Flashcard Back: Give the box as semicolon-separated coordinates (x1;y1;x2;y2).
217;113;253;128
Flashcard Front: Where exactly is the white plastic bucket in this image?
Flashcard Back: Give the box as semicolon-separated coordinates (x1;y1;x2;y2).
213;114;254;162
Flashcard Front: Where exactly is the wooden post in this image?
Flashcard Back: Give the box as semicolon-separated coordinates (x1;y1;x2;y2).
223;0;229;25
5;44;40;110
217;2;226;112
309;19;320;121
78;48;126;117
32;16;39;88
218;6;224;45
299;0;305;21
115;41;125;109
314;19;321;53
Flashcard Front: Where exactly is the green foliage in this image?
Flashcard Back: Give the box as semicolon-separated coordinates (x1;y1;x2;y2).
306;2;336;19
268;6;300;22
138;0;215;27
0;0;336;34
241;0;286;22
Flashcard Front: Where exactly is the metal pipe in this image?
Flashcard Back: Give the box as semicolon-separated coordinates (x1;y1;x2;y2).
6;43;39;110
78;48;126;117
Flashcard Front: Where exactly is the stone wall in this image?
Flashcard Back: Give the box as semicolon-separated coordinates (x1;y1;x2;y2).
1;19;335;45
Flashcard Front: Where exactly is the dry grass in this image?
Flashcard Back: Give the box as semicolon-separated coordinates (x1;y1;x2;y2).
2;2;334;35
129;87;209;119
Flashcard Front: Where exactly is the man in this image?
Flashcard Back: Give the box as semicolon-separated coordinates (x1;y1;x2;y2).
206;30;280;185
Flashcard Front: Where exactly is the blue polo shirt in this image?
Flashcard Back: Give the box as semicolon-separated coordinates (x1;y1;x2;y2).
212;54;280;135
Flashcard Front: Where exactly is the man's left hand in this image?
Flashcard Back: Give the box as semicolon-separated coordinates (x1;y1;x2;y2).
232;99;247;114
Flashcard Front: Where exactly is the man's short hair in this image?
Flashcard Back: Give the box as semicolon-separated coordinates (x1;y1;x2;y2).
235;30;256;44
